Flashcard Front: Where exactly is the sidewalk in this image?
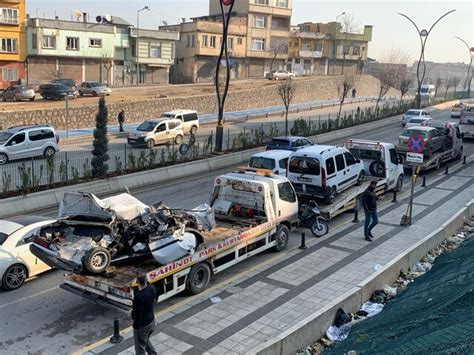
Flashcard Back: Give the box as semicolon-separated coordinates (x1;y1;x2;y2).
86;160;474;355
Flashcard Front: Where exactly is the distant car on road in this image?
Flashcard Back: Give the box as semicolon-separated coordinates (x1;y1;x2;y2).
128;118;184;148
78;81;111;97
1;85;36;102
0;125;59;165
401;109;431;127
0;216;55;290
266;136;313;151
266;70;295;81
405;116;433;128
248;150;292;175
51;79;78;96
39;83;75;100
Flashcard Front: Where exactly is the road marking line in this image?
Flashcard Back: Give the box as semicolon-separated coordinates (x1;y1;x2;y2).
0;286;58;310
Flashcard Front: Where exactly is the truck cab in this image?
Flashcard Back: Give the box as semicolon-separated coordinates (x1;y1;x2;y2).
459;106;474;140
344;140;404;192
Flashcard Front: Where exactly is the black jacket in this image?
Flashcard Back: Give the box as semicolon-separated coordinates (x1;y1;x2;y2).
131;284;156;329
118;112;125;123
361;186;377;211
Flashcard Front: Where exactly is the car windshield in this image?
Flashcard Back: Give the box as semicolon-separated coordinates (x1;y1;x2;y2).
249;157;276;170
406;110;419;115
420;88;429;93
90;82;103;87
289;156;320;175
349;148;382;161
269;139;290;147
401;130;428;139
0;232;9;245
0;131;13;144
54;84;69;90
136;121;156;132
160;113;175;118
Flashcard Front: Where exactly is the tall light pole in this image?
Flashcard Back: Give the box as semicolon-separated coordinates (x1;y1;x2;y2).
136;5;150;85
455;37;473;98
398;10;456;108
215;0;235;152
332;12;345;76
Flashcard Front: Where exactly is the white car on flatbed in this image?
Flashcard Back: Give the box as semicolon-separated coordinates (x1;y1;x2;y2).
48;171;299;310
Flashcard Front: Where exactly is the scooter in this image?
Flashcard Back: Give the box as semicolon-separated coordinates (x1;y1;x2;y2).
298;200;329;237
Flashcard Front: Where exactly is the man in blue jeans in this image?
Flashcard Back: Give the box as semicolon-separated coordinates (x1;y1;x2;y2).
132;273;157;355
361;180;378;242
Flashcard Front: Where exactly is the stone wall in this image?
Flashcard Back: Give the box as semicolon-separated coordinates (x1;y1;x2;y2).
0;74;400;131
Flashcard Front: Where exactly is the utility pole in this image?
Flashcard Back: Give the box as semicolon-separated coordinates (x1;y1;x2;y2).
136;6;150;85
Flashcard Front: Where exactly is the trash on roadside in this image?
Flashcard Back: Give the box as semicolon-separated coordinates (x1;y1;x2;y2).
210;296;222;304
373;264;382;271
383;284;397;298
360;301;384;317
326;323;351;341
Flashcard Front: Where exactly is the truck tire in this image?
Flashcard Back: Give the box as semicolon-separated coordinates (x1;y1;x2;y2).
83;247;111;274
324;187;337;204
273;225;289;252
187;263;211;295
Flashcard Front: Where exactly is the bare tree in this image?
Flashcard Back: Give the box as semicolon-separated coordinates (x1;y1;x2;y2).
444;76;455;100
433;77;443;98
277;79;296;136
373;70;398;111
398;77;413;105
337;74;356;118
102;57;113;85
452;76;461;98
269;41;288;71
339;14;357;75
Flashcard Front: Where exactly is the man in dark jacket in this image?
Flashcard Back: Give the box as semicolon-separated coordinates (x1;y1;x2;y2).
361;180;378;242
118;109;125;132
132;273;157;355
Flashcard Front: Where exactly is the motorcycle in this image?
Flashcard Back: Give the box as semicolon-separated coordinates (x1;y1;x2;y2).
298;200;329;237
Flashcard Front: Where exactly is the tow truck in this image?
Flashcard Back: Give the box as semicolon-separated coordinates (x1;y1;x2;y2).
460;105;474;140
57;170;299;311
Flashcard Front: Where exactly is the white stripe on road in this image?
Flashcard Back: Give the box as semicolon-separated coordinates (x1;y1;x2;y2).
0;286;58;310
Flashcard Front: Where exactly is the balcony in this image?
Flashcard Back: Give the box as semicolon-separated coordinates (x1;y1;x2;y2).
291;31;329;40
299;50;323;58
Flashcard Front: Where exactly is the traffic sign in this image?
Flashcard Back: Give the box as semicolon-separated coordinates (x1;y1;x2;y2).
221;0;234;5
407;134;426;154
406;152;424;164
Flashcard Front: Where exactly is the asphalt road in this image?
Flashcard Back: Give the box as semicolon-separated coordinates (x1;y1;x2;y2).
0;107;472;354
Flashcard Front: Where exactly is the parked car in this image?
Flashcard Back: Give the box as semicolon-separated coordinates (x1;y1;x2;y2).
401;109;431;127
51;79;78;96
266;70;296;80
0;125;59;165
128;118;184;148
1;85;36;102
287;145;365;204
248;150;291;175
160;110;200;134
78;81;111;97
266;136;313;151
30;192;211;274
405;116;433;128
39;83;75;100
0;216;55;290
397;126;447;158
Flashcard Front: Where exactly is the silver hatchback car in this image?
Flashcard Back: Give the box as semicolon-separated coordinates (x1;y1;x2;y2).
78;81;112;97
0;125;59;165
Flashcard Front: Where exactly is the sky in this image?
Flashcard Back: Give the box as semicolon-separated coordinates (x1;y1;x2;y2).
26;0;473;64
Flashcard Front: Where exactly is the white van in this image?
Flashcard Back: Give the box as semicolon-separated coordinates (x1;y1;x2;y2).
160;110;199;135
127;118;184;148
249;150;292;175
419;84;436;101
287;145;364;203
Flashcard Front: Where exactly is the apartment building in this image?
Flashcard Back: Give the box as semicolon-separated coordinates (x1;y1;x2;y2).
209;0;293;78
161;15;247;83
0;0;26;90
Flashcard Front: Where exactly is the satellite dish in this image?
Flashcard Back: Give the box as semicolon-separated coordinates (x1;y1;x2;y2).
105;14;112;22
73;10;82;21
96;15;103;23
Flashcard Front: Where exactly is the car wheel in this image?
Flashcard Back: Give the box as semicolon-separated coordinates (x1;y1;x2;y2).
30;97;35;101
187;262;211;295
0;153;9;165
273;224;289;252
324;187;337;204
92;91;98;97
84;247;111;274
355;170;365;186
175;135;183;144
79;91;84;97
2;264;28;291
395;175;403;192
147;139;155;149
44;147;56;158
13;94;20;102
190;126;198;135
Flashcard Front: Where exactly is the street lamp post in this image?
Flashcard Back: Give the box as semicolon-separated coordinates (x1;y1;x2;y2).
214;0;235;152
332;12;345;76
398;10;456;108
455;37;473;98
136;6;150;85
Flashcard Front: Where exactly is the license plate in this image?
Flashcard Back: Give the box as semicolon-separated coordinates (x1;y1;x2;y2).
128;139;136;143
297;177;312;182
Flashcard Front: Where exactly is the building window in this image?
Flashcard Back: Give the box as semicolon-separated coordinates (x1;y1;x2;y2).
191;34;195;48
228;37;234;49
202;35;208;47
32;34;37;50
300;26;310;32
0;38;17;53
254;0;269;4
0;8;19;24
276;0;288;7
66;37;79;51
89;38;102;48
2;68;18;81
237;37;243;45
254;15;266;28
302;43;311;51
303;60;312;70
315;43;322;52
42;35;56;49
343;45;350;55
150;44;161;58
186;35;191;48
353;46;360;56
295;58;300;64
251;38;265;51
210;36;217;48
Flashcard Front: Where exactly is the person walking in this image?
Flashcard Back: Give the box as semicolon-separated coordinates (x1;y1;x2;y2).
361;180;378;242
118;109;125;132
352;88;357;98
132;273;157;355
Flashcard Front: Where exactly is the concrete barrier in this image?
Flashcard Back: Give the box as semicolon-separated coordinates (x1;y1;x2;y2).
251;199;473;355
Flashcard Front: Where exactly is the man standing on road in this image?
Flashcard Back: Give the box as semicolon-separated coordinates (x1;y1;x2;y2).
352;88;357;98
361;180;378;242
132;273;157;355
118;109;125;132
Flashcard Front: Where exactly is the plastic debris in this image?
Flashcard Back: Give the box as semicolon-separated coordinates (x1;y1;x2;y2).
373;264;382;271
326;323;351;341
360;301;384;317
383;284;397;298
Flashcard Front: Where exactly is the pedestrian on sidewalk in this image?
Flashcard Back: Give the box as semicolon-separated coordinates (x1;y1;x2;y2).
361;180;378;242
352;88;357;98
132;273;157;355
118;109;125;132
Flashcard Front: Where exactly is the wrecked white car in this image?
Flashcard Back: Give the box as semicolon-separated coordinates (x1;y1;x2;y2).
30;192;215;274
